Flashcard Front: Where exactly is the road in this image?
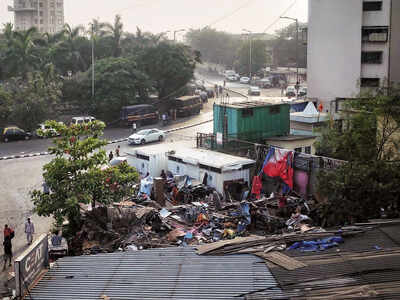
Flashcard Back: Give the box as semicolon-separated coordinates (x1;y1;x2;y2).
0;105;213;263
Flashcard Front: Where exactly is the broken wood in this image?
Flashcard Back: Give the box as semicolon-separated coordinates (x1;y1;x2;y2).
255;251;307;270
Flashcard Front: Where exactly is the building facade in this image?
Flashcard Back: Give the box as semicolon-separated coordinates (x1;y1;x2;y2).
307;0;400;111
8;0;64;33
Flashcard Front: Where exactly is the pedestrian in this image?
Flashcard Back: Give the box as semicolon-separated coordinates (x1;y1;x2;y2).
160;169;167;180
3;235;12;271
108;151;114;162
219;85;223;96
223;80;226;87
3;224;14;240
214;84;218;98
162;113;167;126
24;218;35;245
115;145;120;157
132;122;137;133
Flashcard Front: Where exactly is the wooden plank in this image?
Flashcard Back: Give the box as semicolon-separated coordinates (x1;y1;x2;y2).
255;251;307;270
196;235;264;255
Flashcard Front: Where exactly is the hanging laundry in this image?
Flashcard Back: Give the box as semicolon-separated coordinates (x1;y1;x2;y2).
251;175;262;199
262;148;294;189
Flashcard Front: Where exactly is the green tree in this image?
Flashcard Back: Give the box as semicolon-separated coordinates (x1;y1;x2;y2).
77;56;151;121
138;41;197;98
2;27;40;78
0;87;12;127
315;88;400;225
234;39;270;76
5;64;62;130
31;120;139;233
105;15;124;57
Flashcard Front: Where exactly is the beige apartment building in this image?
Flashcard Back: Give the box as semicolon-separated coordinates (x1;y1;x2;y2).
8;0;64;33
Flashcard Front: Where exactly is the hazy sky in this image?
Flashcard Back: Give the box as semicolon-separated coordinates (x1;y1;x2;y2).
1;0;307;37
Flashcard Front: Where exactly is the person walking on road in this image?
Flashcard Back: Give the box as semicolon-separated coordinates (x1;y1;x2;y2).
132;122;137;133
25;218;34;245
108;151;114;162
3;235;12;271
115;145;120;157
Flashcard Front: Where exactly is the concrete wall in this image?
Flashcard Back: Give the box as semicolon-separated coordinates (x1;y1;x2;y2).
361;43;390;80
390;0;400;84
308;0;363;107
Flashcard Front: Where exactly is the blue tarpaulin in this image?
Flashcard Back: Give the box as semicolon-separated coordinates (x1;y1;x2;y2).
288;236;344;252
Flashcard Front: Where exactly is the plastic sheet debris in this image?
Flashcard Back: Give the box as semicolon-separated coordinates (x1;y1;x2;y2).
287;236;344;252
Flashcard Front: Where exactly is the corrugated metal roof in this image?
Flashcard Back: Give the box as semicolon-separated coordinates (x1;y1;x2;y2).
30;247;280;300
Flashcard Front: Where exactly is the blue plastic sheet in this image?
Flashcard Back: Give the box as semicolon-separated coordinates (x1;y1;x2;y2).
287;236;344;252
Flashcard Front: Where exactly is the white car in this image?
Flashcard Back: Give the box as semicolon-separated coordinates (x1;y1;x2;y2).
248;86;261;96
240;77;250;84
36;122;63;138
128;129;166;145
227;75;237;81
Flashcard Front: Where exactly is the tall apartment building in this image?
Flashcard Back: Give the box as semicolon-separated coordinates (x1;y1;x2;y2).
307;0;400;111
8;0;64;33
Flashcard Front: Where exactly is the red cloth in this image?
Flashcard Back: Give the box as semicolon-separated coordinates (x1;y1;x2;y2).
251;175;262;199
4;227;13;238
263;149;294;189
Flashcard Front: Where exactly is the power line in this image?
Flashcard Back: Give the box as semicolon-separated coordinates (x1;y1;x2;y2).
204;0;258;29
262;0;297;33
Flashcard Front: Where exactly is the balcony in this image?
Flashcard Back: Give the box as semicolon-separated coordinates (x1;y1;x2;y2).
8;3;37;12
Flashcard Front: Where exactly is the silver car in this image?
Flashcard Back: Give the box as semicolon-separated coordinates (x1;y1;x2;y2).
128;129;166;145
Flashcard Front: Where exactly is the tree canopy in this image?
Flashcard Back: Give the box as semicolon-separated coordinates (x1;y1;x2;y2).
31;120;139;232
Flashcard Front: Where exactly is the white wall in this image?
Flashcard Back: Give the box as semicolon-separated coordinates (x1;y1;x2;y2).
308;0;363;107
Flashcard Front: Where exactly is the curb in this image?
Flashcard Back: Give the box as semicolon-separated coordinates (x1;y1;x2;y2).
0;120;213;161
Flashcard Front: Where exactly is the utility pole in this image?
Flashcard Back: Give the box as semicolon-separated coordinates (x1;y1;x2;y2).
280;17;299;93
91;23;95;98
243;29;252;79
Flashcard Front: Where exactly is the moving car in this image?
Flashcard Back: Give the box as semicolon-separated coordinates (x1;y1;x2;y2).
128;129;166;145
36;122;63;138
227;75;237;82
1;126;32;143
240;76;250;84
248;86;261;96
285;86;296;97
174;95;202;117
256;78;272;88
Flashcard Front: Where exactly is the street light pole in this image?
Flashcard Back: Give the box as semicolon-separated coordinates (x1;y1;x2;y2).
280;17;299;90
91;23;95;98
243;29;252;79
174;29;185;42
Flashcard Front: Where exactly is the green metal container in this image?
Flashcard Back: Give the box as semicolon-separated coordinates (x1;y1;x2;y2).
213;102;290;141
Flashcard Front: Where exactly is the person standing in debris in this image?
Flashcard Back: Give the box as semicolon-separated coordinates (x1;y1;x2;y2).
108;151;114;162
115;145;120;157
51;230;62;247
160;170;167;180
3;235;12;270
24;218;35;245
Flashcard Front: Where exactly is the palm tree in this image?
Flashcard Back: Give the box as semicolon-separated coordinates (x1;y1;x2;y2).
89;18;107;39
5;27;40;78
105;15;123;57
61;24;88;72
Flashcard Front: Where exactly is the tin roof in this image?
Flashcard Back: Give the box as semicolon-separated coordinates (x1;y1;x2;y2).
30;247;280;299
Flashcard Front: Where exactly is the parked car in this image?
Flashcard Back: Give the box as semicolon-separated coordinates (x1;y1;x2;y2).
248;86;261;96
71;116;96;125
36;122;63;138
128;128;166;145
227;75;237;82
298;87;307;97
1;126;32;143
285;86;296;97
240;76;250;84
120;104;159;126
257;78;272;88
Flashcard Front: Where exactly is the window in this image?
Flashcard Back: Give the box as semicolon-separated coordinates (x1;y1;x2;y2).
361;51;383;64
362;26;388;42
361;78;380;87
270;106;280;114
305;146;311;154
363;1;382;11
294;147;302;153
242;108;253;117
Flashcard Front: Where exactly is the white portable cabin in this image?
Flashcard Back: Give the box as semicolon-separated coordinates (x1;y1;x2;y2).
167;148;255;194
125;142;181;178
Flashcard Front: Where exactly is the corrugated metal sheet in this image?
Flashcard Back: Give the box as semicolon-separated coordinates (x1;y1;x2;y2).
29;247;280;300
214;104;290;141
